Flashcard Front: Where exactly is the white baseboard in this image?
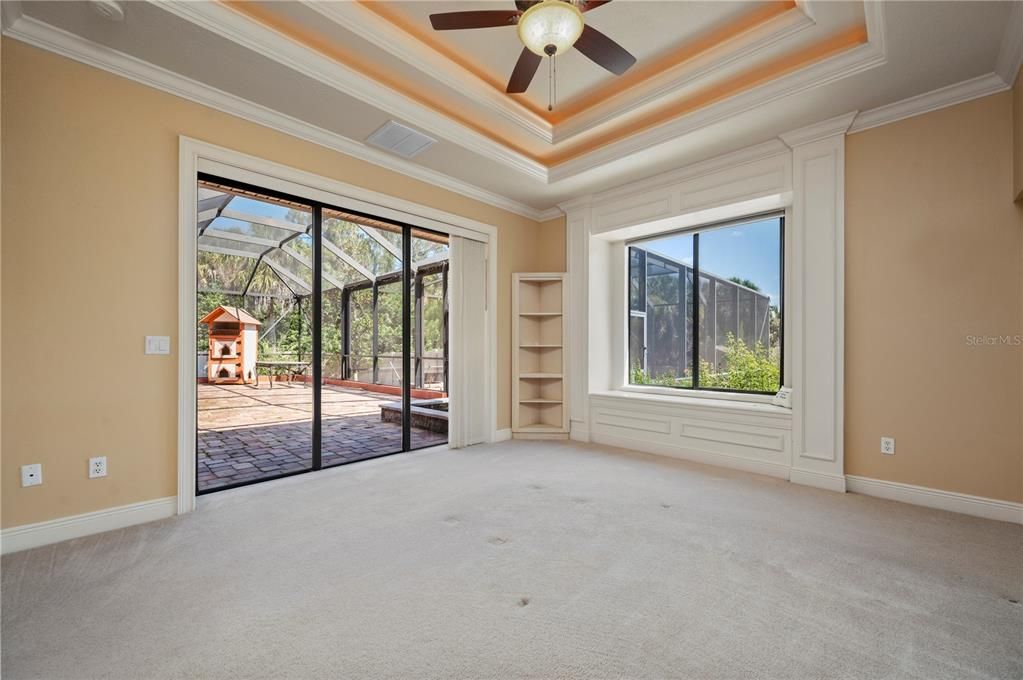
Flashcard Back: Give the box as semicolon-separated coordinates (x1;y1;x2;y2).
1;496;177;555
569;423;590;442
790;467;847;493
846;475;1023;525
591;432;791;481
493;428;512;443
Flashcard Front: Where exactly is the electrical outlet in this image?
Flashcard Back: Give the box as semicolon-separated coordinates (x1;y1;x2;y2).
21;464;42;487
881;437;896;455
89;456;108;479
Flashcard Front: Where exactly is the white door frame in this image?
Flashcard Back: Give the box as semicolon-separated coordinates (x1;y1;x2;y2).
178;136;498;514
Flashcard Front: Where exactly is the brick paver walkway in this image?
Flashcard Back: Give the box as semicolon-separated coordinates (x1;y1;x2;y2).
197;382;446;492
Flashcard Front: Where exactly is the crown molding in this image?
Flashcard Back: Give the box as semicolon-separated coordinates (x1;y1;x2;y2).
158;0;550;183
154;0;888;187
306;0;817;149
551;4;818;143
535;207;565;221
780;110;857;148
548;38;885;182
1;14;553;222
848;72;1010;134
303;0;554;145
546;2;884;182
995;0;1023;86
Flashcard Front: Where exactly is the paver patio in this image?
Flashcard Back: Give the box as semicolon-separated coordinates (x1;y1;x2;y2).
197;381;446;491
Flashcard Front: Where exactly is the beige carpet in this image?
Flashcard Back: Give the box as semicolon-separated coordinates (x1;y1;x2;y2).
3;440;1021;679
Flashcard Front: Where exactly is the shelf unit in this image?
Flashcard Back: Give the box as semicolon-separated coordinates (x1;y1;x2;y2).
512;273;568;439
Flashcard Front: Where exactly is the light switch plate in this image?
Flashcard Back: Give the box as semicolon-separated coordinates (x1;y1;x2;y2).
145;336;171;355
21;464;42;487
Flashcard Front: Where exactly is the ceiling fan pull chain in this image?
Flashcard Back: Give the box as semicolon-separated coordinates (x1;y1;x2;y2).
553;52;558;111
548;53;553;112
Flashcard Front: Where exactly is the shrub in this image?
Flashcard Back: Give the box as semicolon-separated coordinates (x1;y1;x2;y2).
700;334;779;392
631;333;778;393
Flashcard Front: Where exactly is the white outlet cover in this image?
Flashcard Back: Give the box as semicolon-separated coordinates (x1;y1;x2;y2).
21;463;42;487
89;456;108;478
881;437;896;455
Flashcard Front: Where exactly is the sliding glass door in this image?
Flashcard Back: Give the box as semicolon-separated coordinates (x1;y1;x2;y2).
195;175;449;494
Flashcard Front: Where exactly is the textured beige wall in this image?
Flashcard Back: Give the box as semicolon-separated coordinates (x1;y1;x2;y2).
1015;68;1023;201
845;91;1023;503
535;216;567;272
0;39;543;527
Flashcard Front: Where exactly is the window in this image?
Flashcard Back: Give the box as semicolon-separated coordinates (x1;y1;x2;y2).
627;214;783;394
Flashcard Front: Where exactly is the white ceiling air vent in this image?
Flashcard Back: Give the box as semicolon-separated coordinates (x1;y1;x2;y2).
365;121;436;159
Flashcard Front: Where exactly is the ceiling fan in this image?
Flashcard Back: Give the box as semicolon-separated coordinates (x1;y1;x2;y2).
429;0;636;107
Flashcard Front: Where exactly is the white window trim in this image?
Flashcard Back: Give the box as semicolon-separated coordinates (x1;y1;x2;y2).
561;113;854;493
613;212;789;406
177;137;499;515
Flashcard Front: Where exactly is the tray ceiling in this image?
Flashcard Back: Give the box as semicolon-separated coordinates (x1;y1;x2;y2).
4;1;1018;216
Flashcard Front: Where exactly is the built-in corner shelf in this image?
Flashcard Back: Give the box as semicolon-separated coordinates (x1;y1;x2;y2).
512;273;568;440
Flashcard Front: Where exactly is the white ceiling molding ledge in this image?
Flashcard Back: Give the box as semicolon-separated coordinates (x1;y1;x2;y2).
302;0;554;145
561;112;852;493
158;1;549;183
550;5;820;144
155;0;888;186
546;2;886;183
0;11;554;222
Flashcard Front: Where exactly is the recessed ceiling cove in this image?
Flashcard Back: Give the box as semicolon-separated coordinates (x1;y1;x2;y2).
222;0;875;166
5;0;1016;212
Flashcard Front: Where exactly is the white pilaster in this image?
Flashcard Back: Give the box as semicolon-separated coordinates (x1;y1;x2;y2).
563;198;593;442
781;113;854;492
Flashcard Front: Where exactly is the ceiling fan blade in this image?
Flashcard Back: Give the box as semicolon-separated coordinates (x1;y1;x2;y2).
573;24;636;75
506;48;542;93
429;10;521;30
580;0;613;11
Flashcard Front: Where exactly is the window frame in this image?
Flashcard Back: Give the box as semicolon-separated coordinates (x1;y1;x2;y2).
624;211;785;397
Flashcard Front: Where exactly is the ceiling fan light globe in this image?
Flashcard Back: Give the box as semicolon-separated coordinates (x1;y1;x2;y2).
517;0;584;57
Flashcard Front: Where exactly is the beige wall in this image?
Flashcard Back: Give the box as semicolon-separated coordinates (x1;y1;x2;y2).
535;216;567;272
0;39;545;527
845;91;1023;503
4;34;1021;529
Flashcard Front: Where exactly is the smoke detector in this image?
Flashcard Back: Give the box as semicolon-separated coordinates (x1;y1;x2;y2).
365;121;436;159
90;0;125;22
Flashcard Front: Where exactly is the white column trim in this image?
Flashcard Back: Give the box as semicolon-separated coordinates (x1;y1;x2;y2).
786;128;846;490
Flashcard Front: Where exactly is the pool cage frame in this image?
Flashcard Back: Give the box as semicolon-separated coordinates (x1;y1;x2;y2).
196;174;450;394
195;172;452;495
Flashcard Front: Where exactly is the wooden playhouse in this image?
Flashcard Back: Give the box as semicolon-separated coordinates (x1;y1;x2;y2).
200;306;261;384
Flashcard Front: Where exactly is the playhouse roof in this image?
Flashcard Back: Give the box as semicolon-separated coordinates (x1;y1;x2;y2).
199;305;262;326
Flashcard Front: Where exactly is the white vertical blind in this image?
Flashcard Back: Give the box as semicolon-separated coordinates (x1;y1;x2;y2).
448;236;489;448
